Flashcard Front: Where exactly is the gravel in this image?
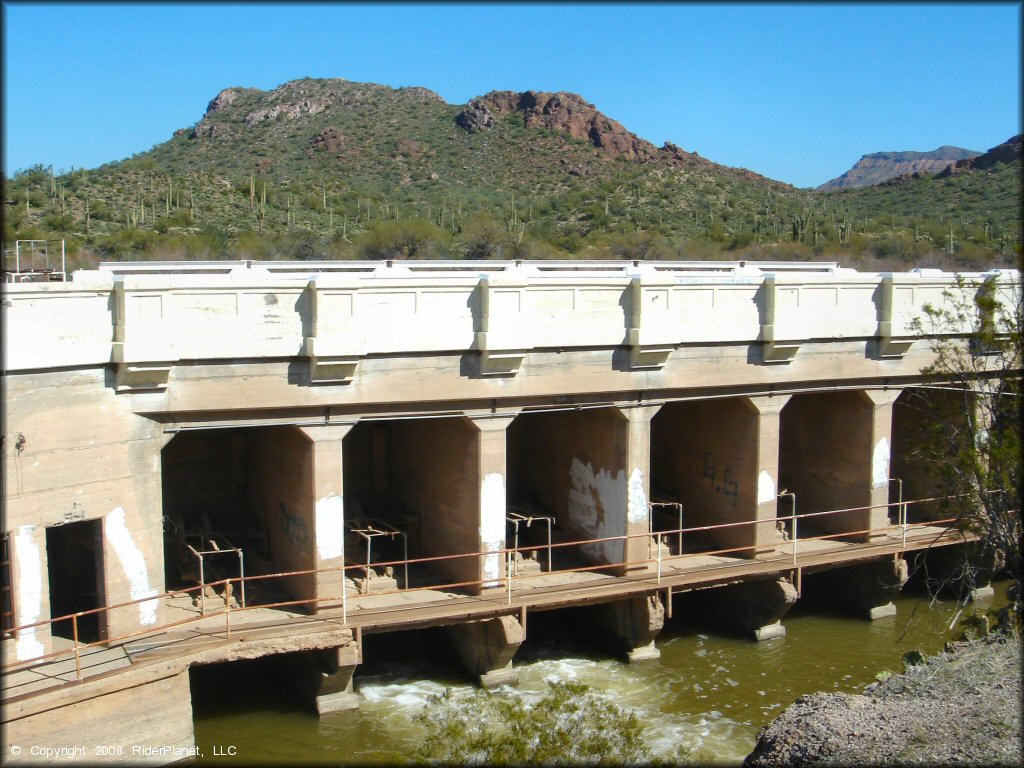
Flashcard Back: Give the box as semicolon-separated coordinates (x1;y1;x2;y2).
743;631;1022;766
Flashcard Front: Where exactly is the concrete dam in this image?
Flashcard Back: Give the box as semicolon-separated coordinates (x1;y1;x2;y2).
2;258;1018;762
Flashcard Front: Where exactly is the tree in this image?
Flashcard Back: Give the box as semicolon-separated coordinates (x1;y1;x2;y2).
414;679;652;766
910;272;1022;613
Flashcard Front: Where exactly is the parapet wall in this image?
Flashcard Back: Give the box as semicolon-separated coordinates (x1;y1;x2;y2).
4;261;1018;385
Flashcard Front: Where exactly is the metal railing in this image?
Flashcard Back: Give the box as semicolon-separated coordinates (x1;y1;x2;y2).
0;493;989;694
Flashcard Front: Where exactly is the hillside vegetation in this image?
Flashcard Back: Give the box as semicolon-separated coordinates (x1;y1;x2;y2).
3;78;1020;271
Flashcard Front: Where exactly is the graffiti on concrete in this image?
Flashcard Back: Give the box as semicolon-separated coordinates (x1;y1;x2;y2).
280;502;312;553
702;451;739;504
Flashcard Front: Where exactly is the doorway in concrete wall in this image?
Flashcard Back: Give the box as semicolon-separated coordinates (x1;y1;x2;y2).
161;426;312;610
46;519;105;643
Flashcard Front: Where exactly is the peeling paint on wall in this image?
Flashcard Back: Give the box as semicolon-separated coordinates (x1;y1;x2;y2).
568;458;625;563
627;468;647;525
480;473;506;584
15;525;44;661
757;470;776;506
316;495;344;561
106;507;158;626
872;437;890;488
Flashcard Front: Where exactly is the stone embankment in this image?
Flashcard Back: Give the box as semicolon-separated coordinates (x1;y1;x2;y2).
744;631;1022;766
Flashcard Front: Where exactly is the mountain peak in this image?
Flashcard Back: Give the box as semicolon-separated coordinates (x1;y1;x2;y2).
817;145;981;190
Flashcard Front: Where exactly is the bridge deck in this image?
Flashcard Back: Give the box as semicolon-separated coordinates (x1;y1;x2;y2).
0;524;962;706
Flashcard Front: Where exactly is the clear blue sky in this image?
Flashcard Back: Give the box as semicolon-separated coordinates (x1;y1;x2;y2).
3;2;1020;188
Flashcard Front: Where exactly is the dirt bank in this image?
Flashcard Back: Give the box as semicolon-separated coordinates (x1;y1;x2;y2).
743;631;1022;766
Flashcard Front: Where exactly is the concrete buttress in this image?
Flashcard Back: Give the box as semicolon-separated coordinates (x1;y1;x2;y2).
708;576;798;641
814;557;909;619
443;615;525;687
587;594;665;662
282;640;361;715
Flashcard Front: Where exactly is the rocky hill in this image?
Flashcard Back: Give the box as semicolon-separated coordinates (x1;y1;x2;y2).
937;135;1022;177
817;146;981;190
2;77;1020;269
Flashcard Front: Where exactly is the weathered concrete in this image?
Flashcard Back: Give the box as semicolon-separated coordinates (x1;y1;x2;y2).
2;261;1017;765
282;643;361;715
3;662;195;764
443;615;525;687
812;558;909;619
586;594;665;662
709;576;799;640
652;396;790;558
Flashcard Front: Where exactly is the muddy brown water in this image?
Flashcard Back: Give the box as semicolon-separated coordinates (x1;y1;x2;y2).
189;579;1011;765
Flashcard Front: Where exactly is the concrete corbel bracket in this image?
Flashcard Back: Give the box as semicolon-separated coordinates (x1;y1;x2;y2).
875;275;913;358
308;355;360;384
474;273;528;376
115;362;173;392
304;275;363;383
626;274;674;370
478;348;528;376
760;325;801;363
759;275;800;363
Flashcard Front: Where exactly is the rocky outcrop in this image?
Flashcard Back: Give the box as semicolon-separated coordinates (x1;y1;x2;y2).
937;135;1022;177
244;98;327;127
817;145;981;190
309;127;345;154
456;90;713;171
744;633;1021;767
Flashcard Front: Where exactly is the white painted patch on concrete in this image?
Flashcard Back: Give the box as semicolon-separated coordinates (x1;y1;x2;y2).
872;437;890;488
757;471;776;506
15;525;44;660
316;495;345;561
480;473;506;584
106;507;158;626
568;459;626;563
627;468;647;525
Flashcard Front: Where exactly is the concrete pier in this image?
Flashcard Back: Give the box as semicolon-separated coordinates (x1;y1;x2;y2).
812;558;909;619
710;576;799;640
443;615;525;687
587;594;665;663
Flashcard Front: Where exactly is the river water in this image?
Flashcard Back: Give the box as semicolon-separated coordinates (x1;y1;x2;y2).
190;580;1010;765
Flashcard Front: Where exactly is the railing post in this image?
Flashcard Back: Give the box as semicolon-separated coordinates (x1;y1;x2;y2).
792;515;799;566
199;553;206;616
656;533;663;585
677;503;683;557
72;614;82;681
225;581;232;638
238;550;246;608
506;549;513;605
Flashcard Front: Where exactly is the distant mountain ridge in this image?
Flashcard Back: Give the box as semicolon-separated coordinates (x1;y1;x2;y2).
817;146;982;190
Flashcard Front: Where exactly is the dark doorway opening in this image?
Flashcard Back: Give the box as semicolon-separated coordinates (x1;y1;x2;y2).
46;520;105;642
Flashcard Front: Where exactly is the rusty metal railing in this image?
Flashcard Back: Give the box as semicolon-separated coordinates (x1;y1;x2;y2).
0;493;991;696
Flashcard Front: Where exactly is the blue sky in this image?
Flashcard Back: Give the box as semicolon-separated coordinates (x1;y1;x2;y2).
2;2;1020;188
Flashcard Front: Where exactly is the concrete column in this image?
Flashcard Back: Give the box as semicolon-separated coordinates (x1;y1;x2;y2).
620;405;662;572
468;413;519;591
746;395;791;555
814;558;909;619
298;423;356;611
444;615;525;687
588;594;665;663
861;390;901;542
708;576;798;640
